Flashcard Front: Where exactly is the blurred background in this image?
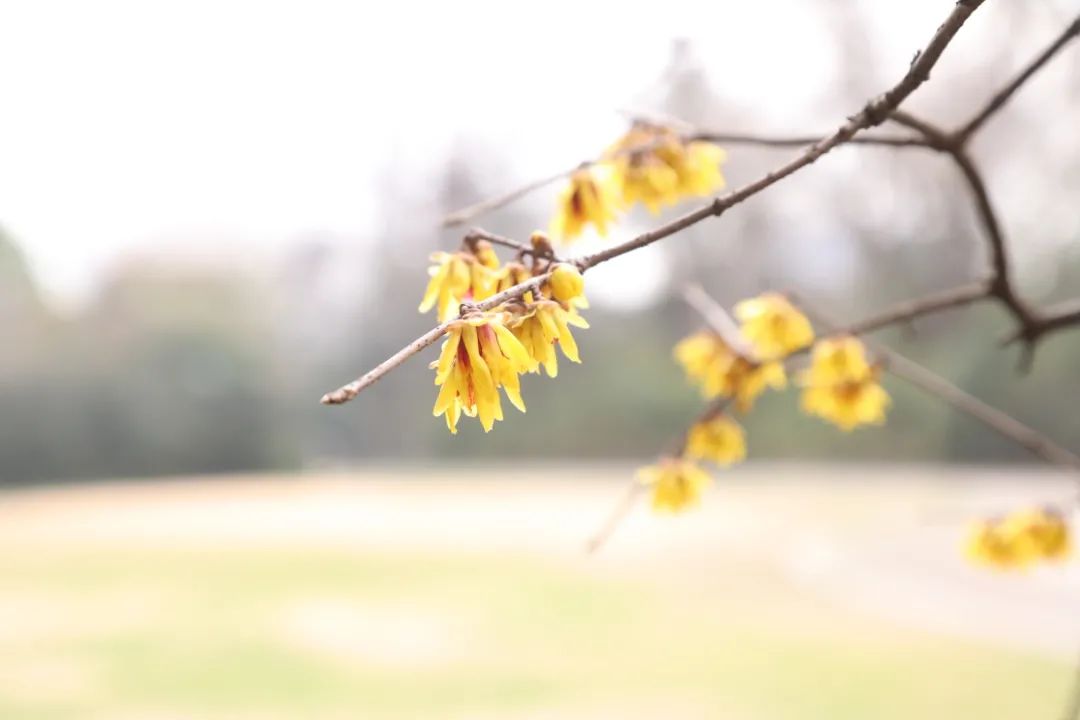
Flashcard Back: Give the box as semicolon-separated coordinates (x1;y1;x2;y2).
2;0;1080;718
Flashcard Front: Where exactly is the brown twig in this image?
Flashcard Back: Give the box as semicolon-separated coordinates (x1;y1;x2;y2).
883;351;1080;470
957;14;1080;143
585;481;645;554
682;284;759;361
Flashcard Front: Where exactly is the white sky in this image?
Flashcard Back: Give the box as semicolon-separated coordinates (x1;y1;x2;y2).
0;0;1067;307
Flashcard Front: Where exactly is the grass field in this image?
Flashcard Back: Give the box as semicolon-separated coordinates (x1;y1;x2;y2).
0;465;1076;719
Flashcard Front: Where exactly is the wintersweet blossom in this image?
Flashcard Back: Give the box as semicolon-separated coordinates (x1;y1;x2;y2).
685;414;747;467
638;457;712;512
734;293;814;359
550;167;620;243
419;240;501;322
432;312;531;433
799;337;890;430
674;331;785;411
964;508;1071;570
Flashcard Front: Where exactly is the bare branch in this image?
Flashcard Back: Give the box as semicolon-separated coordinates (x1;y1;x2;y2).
585;481;645;554
957;14;1080;142
442;166;584;229
841;280;992;336
682;284;759;361
883;351;1080;471
888;111;1039;342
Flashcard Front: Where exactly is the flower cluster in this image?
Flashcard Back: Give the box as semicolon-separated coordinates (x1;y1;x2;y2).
549;124;727;243
423;238;589;434
642;294;814;512
673;332;786;412
799;337;890;431
964;508;1071;570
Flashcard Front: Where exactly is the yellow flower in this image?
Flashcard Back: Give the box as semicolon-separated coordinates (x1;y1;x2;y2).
964;509;1071;570
656;139;727;197
685;414;746;467
638;458;712;512
673;331;786;412
734;293;815;359
800;377;890;431
607;127;681;213
432;312;532;434
799;336;889;431
548;263;585;304
1002;508;1071;563
607;125;726;213
801;336;873;386
419;240;501;322
494;260;535;301
964;519;1025;569
550;167;620;243
511;300;589;377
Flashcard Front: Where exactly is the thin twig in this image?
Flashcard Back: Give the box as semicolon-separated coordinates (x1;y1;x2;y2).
884;351;1080;470
683;284;759;361
957;14;1080;142
585;481;645;554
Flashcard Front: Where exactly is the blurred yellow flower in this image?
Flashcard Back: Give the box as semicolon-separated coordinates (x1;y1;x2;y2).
607;125;726;213
964;509;1071;570
674;331;786;411
419;240;501;322
550;167;620;242
799;337;889;431
801;336;873;386
658;139;727;198
685;414;746;467
734;293;814;359
638;458;712;513
432;312;531;434
511;300;589;377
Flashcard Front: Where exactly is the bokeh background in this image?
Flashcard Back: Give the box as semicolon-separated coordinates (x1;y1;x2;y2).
2;0;1080;718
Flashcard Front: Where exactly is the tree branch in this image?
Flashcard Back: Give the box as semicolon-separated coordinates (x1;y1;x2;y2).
325;0;986;406
957;13;1080;142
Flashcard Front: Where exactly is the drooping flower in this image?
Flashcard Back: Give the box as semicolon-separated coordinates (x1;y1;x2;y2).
511;300;589;377
1002;508;1071;562
638;458;712;512
607;126;682;213
550;167;620;243
432;312;532;434
673;331;785;412
494;260;535;301
799;336;890;431
650;132;726;198
418;240;501;322
685;414;747;467
964;509;1071;570
606;125;727;213
734;293;815;360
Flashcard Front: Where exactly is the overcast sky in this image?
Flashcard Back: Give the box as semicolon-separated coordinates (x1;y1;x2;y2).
1;0;1073;307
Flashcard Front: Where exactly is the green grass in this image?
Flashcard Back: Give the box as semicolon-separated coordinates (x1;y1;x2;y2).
0;544;1070;719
